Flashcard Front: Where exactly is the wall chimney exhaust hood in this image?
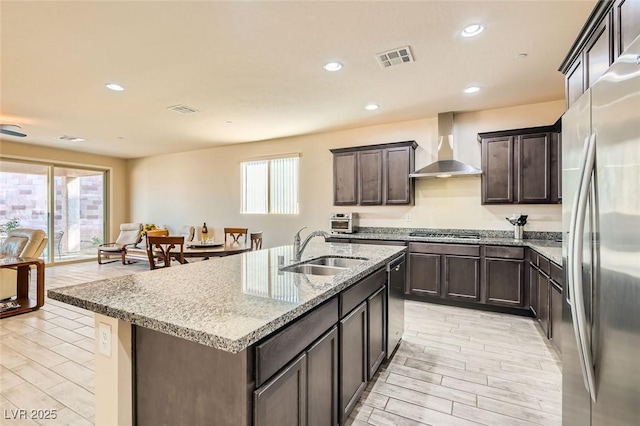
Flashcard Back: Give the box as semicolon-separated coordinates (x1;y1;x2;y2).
409;112;481;179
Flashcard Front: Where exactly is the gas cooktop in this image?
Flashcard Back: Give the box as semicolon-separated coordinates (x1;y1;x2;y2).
409;231;481;240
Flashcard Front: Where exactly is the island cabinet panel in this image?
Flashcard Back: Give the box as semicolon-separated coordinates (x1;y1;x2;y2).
340;268;386;316
255;298;339;387
614;0;640;58
358;150;383;205
529;261;539;317
483;258;525;307
481;136;514;203
549;283;563;354
443;255;480;301
333;152;358;205
254;354;307;426
306;327;338;426
340;302;368;423
384;145;414;204
408;252;441;297
331;141;417;206
537;269;551;337
367;286;387;379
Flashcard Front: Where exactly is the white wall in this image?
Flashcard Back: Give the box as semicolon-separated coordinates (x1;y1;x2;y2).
129;100;565;247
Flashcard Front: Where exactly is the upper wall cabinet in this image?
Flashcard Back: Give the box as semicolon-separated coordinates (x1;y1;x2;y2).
330;141;417;206
560;0;640;108
478;123;561;205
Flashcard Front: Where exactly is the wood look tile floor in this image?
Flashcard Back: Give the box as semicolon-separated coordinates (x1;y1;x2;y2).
0;262;561;425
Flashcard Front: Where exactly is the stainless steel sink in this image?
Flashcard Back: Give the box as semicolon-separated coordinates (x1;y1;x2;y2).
305;256;366;268
282;264;345;276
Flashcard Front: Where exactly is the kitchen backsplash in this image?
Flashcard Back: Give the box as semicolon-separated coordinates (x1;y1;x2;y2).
354;226;562;241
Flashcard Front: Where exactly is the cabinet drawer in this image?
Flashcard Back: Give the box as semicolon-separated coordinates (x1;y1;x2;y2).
341;268;386;317
484;246;525;260
550;262;564;287
255;298;339;387
409;243;480;257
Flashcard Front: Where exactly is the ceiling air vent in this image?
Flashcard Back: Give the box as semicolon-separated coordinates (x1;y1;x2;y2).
58;135;86;142
376;46;414;68
167;104;199;114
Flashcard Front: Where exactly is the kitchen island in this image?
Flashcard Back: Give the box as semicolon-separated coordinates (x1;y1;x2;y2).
48;241;405;426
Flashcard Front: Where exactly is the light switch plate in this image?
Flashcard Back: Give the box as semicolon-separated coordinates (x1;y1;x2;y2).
98;322;112;357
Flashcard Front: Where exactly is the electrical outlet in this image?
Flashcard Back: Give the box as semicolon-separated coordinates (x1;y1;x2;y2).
99;322;112;357
405;213;412;222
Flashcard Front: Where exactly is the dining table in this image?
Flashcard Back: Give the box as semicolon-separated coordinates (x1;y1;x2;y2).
178;241;253;262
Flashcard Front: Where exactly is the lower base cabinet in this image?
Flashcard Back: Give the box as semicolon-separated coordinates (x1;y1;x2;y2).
483;258;525;307
367;286;386;379
340;302;368;423
538;270;550;336
254;354;307;426
254;327;339;426
444;255;480;301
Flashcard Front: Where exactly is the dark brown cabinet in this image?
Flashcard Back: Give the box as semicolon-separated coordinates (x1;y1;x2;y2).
306;327;338;426
331;141;417;206
479;125;561;205
367;286;386;379
549;283;563;354
333;152;358;205
339;302;367;423
537;270;550;337
254;354;307;426
358;150;383;205
407;243;480;302
443;255;480;301
529;263;539;317
408;252;440;297
482;246;526;308
560;0;640;107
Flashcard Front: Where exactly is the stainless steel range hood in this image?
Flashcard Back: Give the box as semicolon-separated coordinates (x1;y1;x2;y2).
409;112;481;179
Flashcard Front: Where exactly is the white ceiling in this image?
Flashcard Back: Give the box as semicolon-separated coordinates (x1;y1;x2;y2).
0;1;595;159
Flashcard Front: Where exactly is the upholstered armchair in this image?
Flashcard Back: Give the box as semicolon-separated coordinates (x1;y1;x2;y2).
0;228;47;300
97;223;143;264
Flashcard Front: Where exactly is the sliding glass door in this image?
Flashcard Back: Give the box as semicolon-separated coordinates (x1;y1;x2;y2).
0;159;107;263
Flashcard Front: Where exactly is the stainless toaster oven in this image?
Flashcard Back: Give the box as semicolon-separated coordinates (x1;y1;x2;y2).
330;213;357;233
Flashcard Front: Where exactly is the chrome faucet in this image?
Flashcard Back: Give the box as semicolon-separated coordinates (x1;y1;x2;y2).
294;227;329;260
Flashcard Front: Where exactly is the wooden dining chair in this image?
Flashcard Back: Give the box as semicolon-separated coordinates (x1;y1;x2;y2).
146;235;184;270
224;227;248;243
250;231;263;250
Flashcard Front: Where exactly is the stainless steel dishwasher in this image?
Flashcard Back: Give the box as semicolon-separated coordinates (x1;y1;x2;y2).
386;253;405;359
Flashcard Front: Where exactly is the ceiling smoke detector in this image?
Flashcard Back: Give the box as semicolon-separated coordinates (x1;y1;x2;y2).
376;46;414;68
167;104;199;114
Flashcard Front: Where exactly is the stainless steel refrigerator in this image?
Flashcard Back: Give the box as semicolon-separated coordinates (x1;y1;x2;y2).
562;35;640;425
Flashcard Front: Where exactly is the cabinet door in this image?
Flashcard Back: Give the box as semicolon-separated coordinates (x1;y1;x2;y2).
358;150;383;205
549;284;563;354
339;302;367;423
333;152;357;205
307;327;338;426
254;354;307;426
384;146;413;205
483;258;525;307
566;57;585;109
517;133;551;203
443;255;480;301
614;0;640;58
529;264;539;317
537;271;550;337
585;12;613;88
481;136;514;204
551;132;562;202
408;252;440;297
367;286;386;380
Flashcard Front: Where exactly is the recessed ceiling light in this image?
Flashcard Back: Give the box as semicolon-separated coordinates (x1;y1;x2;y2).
105;83;124;91
365;103;380;111
323;61;343;71
464;86;481;94
58;135;86;142
461;24;484;38
436;174;452;179
514;53;528;60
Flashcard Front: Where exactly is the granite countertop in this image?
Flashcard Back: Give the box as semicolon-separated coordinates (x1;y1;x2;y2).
329;231;563;265
48;241;405;354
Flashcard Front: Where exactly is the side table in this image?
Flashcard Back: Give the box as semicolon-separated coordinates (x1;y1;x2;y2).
0;256;45;319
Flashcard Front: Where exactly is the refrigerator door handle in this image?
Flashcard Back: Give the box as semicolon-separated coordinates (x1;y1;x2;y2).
567;135;592;393
573;132;598;401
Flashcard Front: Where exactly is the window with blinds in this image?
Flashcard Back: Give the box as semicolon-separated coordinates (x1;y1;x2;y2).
241;155;299;214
